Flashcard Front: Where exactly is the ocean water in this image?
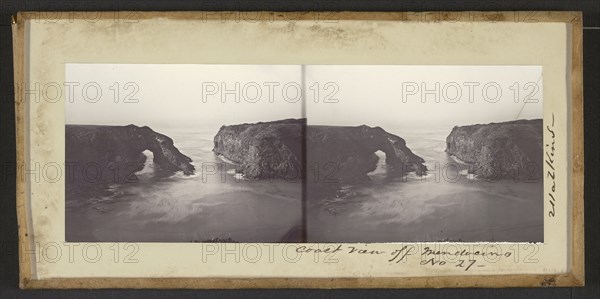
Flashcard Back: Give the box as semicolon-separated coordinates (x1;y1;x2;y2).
66;126;543;243
66;126;303;242
307;128;544;243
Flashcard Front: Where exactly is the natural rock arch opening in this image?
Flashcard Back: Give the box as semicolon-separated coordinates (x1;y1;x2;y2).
367;150;388;177
66;125;195;186
136;150;156;178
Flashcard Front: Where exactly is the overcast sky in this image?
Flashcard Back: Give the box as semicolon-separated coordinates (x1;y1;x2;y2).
66;64;542;130
65;64;303;128
306;65;542;130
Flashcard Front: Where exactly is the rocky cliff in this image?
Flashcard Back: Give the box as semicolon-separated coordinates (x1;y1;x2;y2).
213;119;305;180
66;125;195;192
306;125;426;184
212;119;426;187
445;119;543;179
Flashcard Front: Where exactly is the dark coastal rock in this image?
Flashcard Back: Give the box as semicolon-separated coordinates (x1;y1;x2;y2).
307;125;426;184
212;119;426;189
213;119;304;180
66;125;194;194
445;119;543;179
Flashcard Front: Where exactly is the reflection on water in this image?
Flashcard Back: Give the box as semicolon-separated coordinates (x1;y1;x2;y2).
66;127;302;242
307;128;544;243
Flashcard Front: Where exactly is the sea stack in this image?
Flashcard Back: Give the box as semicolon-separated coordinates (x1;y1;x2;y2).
445;119;543;179
213;119;305;180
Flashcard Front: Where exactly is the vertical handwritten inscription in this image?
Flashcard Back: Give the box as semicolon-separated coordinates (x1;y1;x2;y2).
545;113;556;217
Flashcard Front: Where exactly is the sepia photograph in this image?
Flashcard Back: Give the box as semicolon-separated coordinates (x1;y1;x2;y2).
65;64;543;243
11;11;586;290
305;65;544;243
65;64;304;242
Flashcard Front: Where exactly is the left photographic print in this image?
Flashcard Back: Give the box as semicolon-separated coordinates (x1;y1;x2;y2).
65;64;304;242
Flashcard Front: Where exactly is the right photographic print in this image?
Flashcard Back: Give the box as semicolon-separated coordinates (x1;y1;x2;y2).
305;65;544;243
